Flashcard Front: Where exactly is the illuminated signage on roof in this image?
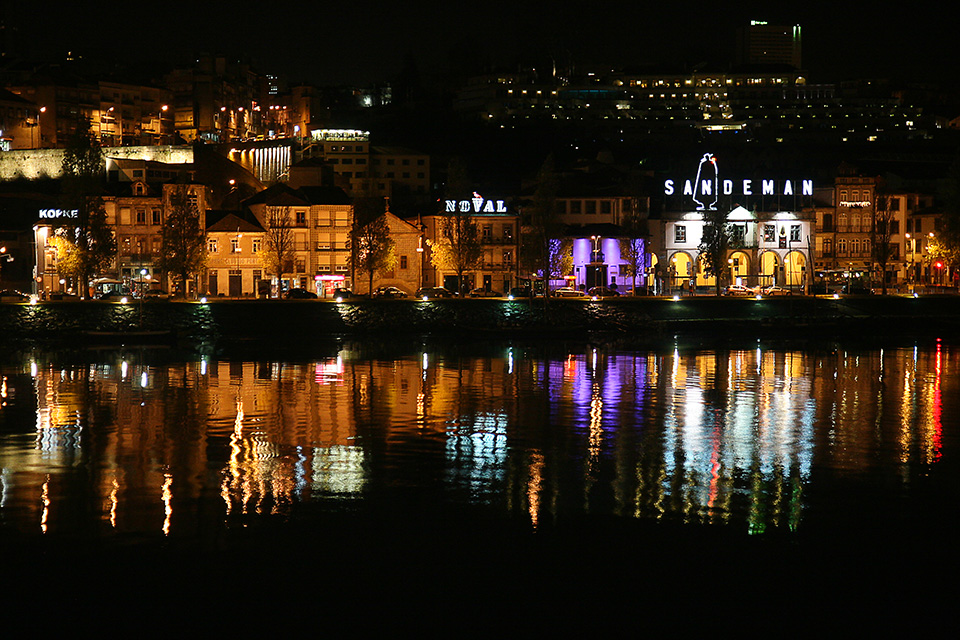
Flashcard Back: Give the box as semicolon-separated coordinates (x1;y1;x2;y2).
663;153;813;210
444;192;508;214
38;208;78;220
310;129;370;142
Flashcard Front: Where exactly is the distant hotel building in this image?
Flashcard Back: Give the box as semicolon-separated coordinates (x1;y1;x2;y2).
735;21;802;68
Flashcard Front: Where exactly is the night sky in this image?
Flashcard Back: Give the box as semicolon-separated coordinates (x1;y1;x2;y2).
6;3;951;85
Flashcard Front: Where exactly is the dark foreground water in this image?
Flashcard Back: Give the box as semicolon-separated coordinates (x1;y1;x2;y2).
1;338;958;632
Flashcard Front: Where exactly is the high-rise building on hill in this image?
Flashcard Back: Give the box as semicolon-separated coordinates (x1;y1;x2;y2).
735;21;802;69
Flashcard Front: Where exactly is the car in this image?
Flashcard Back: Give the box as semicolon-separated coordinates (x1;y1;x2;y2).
0;289;30;303
144;289;170;300
469;288;502;298
98;291;130;302
760;285;791;296
372;286;408;299
417;286;455;299
47;292;80;302
723;284;757;296
284;288;318;299
507;287;533;299
587;286;620;298
331;288;353;300
553;287;586;298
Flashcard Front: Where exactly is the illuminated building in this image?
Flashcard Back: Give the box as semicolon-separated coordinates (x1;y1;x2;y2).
454;66;927;142
204;209;265;297
7;74;173;148
352;207;423;296
307;129;430;198
164;54;266;143
243;183;353;295
420;194;519;294
735;21;802;69
0;88;41;150
654;154;816;292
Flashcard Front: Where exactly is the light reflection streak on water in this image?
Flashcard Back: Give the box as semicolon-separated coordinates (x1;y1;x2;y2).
0;344;954;537
161;473;172;535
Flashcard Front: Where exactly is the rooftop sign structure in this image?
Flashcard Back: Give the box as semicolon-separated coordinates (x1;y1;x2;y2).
663;153;813;211
443;192;508;215
310;129;370;142
38;208;78;220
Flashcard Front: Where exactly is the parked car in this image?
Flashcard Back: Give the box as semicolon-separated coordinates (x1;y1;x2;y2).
331;288;353;300
469;288;502;298
98;291;130;302
587;286;620;298
507;287;533;299
284;288;318;299
553;287;586;298
0;289;30;303
417;286;455;299
760;285;791;296
372;286;408;299
47;292;80;302
723;284;757;296
144;289;170;300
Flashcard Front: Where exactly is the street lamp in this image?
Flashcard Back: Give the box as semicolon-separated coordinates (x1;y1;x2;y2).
0;246;12;285
905;233;914;285
159;105;169;144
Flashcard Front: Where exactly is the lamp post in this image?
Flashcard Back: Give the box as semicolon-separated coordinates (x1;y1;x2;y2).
159;105;168;145
0;246;12;285
905;233;914;286
138;268;149;327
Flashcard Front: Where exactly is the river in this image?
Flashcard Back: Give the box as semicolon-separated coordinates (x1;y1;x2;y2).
1;337;956;631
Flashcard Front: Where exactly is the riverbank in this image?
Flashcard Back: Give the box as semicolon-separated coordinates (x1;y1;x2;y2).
2;294;960;349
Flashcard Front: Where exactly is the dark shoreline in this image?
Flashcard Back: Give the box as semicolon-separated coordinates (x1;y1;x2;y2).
3;295;960;351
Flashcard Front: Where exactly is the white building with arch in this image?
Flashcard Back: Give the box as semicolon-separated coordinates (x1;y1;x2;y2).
658;205;815;293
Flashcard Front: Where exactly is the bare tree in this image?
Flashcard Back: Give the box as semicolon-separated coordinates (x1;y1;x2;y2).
159;182;206;298
261;206;294;294
59;118;115;297
697;207;736;295
429;213;482;295
871;193;897;295
619;210;649;294
352;213;395;295
521;155;562;294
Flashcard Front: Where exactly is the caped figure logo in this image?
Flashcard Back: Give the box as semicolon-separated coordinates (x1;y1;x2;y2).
693;153;718;211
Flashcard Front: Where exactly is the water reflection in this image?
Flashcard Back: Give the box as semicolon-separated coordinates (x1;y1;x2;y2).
0;341;953;539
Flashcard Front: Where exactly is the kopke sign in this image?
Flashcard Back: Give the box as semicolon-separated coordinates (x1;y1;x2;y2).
664;154;813;211
445;192;508;214
39;208;79;219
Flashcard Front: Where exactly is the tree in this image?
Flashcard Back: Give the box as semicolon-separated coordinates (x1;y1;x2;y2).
429;213;482;295
871;193;896;295
935;156;960;277
261;206;294;293
352;213;395;295
522;155;563;294
429;159;482;295
697;207;736;296
547;238;573;283
158;182;206;298
58;118;116;297
619;210;649;294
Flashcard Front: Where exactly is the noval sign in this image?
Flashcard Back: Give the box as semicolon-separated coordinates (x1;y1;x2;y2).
444;192;507;214
663;153;813;210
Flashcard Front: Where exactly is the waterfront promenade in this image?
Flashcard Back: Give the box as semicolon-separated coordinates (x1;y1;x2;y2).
3;294;960;348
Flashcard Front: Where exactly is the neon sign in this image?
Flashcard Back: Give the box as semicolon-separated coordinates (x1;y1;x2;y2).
38;208;79;219
444;192;508;214
663;154;813;209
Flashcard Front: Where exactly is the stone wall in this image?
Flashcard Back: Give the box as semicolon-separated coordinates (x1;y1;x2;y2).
0;146;194;180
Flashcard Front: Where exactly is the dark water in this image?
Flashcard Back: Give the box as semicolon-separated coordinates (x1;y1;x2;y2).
1;338;958;631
